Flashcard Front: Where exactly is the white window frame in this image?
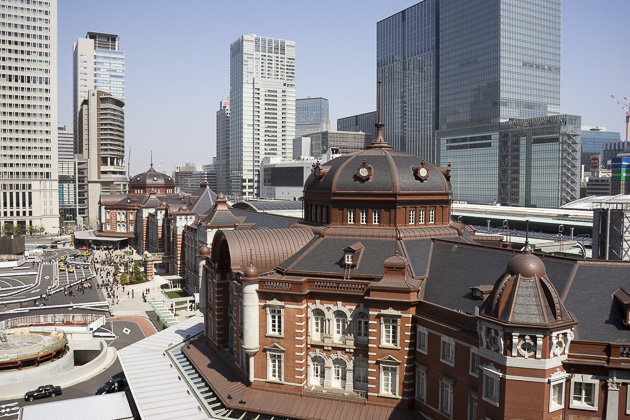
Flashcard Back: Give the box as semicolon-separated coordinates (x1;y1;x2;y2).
266;305;284;337
348;209;355;224
372;209;380;225
360;209;367;224
416;325;428;354
311;309;325;342
381;317;399;347
549;379;565;412
570;375;598;411
469;348;479;377
409;209;416;225
429;208;435;224
419;209;425;224
310;356;325;387
332;360;347;389
333;311;348;342
415;364;427;402
440;336;455;366
482;369;500;407
267;351;284;382
380;364;398;396
344;252;354;265
439;376;455;418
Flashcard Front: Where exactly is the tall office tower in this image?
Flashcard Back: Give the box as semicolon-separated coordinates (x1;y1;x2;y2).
229;34;296;198
378;0;561;163
0;0;59;234
58;125;88;227
377;0;438;160
337;111;378;141
216;100;230;195
77;90;127;225
296;97;330;137
73;32;125;149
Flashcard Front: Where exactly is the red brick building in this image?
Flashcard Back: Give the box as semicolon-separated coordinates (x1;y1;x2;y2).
181;125;630;419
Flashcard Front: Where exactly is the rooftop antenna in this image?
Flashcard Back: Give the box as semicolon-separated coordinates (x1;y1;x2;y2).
525;219;530;252
368;81;392;149
150;151;153;169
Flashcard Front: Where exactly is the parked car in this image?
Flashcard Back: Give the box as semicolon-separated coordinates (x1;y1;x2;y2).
67;266;74;273
24;385;62;401
95;378;127;395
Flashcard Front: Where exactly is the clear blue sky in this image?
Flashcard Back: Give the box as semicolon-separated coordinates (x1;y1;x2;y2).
57;0;630;176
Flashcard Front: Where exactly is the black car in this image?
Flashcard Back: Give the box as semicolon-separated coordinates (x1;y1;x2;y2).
24;384;62;401
95;378;127;395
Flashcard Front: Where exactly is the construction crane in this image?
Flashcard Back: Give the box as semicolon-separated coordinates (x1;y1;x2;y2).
611;94;630;141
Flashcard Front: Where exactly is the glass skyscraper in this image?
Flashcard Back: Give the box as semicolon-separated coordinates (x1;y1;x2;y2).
378;0;562;162
296;97;330;137
377;0;438;160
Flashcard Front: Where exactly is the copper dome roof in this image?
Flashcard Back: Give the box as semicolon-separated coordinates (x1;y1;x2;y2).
480;250;574;326
304;149;452;196
129;164;175;188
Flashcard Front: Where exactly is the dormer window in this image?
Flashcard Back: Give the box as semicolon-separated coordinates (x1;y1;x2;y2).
343;242;364;268
613;288;630;326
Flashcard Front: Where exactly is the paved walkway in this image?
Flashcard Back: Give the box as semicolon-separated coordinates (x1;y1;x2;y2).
106;316;157;337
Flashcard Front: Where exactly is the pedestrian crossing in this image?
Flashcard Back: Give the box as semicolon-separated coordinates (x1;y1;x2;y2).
0;401;19;419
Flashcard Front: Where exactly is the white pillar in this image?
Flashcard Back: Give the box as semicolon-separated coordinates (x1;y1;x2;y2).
606;378;620;420
242;275;260;383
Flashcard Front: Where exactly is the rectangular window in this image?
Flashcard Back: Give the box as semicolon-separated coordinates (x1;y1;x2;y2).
356;313;369;342
348;209;355;224
440;378;454;417
571;380;596;409
550;380;565;412
419;209;425;224
345;253;353;265
483;371;500;406
417;326;428;353
373;209;380;225
382;317;399;347
408;209;416;225
470;349;479;376
429;209;435;224
468;392;478;420
440;337;455;365
268;353;283;382
360;209;367;224
381;365;397;396
268;307;283;336
415;365;426;402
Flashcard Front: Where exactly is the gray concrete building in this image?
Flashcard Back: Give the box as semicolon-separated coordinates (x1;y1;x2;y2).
337;111;377;140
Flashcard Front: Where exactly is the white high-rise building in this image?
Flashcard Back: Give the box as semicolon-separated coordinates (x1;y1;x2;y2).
229;34;295;198
73;31;124;149
0;0;59;234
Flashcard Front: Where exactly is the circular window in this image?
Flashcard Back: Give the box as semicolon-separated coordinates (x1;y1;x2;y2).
487;333;500;351
518;336;536;357
153;176;158;181
553;338;565;356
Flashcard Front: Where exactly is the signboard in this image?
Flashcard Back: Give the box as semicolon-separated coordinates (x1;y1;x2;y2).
590;156;600;171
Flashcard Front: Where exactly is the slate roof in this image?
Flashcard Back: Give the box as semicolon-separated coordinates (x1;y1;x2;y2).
230;208;300;229
129;164;175;188
188;185;216;215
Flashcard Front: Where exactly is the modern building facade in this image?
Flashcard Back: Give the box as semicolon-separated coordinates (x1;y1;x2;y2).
73;32;125;147
77;90;127;226
296;97;330;137
58;125;88;227
439;115;581;208
216;99;230;195
229;34;296;199
581;127;620;168
305;130;371;159
603;141;628;169
173;163;203;193
611;154;630;195
0;0;59;234
337;111;377;140
378;0;561;164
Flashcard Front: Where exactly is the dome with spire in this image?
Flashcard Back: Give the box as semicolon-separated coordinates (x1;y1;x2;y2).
479;250;574;327
129;162;176;194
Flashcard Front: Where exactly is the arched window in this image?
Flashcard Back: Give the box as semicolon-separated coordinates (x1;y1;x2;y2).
333;311;348;342
310;356;325;387
311;309;325;342
333;359;347;389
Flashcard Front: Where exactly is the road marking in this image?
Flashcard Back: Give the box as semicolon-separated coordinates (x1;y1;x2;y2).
122;327;131;335
30;289;40;294
44;276;49;279
0;403;17;408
